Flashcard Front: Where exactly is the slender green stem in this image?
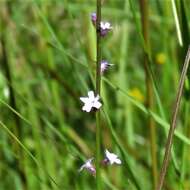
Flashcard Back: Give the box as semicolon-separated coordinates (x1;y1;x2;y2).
96;0;102;190
96;2;101;93
0;7;25;187
179;101;189;190
171;0;183;46
156;46;190;190
0;120;59;189
139;0;158;188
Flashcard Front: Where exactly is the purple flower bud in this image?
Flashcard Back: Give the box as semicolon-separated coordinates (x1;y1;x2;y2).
91;12;97;26
101;158;110;165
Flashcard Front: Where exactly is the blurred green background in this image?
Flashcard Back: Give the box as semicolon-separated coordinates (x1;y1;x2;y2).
1;0;190;189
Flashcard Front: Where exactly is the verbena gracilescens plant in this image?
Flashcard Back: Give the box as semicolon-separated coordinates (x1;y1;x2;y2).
79;12;121;177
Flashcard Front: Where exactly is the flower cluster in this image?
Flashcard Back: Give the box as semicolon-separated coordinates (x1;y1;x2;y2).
79;11;120;178
79;13;114;113
79;150;121;176
91;12;114;75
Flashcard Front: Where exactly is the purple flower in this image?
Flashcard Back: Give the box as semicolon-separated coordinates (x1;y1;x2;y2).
78;158;96;176
101;60;113;74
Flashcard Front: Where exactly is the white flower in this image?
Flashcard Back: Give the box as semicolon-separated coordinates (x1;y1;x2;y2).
80;91;102;112
78;158;96;175
100;21;112;30
100;22;112;36
104;149;121;165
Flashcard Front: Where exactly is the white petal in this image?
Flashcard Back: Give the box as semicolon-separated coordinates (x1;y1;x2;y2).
88;91;95;99
109;160;114;165
93;101;102;109
114;158;122;164
100;22;105;28
105;149;110;157
82;104;92;112
80;97;89;103
105;149;121;165
78;158;94;172
78;165;85;172
86;158;94;166
105;22;110;28
106;22;112;29
101;22;112;30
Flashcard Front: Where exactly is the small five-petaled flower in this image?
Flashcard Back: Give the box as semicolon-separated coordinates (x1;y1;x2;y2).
78;158;96;176
79;11;120;179
103;149;122;165
80;91;102;112
100;21;112;36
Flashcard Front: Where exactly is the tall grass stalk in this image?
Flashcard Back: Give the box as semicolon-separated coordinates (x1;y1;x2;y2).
1;7;25;188
179;101;189;190
139;0;158;188
96;0;102;190
171;0;183;46
156;46;190;190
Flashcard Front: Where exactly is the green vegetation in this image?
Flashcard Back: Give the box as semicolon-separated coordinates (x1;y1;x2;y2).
0;0;190;189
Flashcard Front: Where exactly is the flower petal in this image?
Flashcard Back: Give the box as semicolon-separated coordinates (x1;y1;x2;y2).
80;97;89;103
78;165;85;172
88;91;95;100
105;149;110;156
93;101;102;109
114;158;122;164
82;104;92;112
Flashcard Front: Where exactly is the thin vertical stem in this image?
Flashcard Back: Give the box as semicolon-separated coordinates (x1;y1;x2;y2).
139;0;158;188
96;1;101;93
0;5;26;187
179;101;189;190
156;46;190;190
96;0;102;190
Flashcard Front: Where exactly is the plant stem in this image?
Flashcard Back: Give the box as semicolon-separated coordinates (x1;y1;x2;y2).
0;6;26;187
179;101;189;190
96;0;102;190
139;0;158;188
156;46;190;190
